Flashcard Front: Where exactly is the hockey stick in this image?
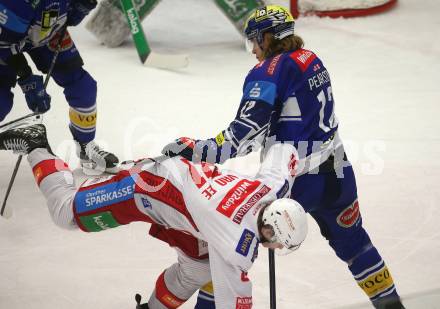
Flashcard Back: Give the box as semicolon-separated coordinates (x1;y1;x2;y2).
0;156;22;219
1;26;67;219
269;248;277;309
119;0;189;69
0;112;42;131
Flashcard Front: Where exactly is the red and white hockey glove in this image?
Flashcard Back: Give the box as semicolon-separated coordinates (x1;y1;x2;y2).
161;137;199;161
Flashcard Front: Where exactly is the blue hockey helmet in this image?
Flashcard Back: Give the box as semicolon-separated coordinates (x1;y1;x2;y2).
244;5;295;46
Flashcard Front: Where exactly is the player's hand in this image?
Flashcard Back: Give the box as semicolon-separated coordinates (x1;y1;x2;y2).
161;137;197;161
67;0;98;26
17;74;51;113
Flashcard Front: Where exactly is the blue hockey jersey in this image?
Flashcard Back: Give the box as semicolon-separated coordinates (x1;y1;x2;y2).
0;0;68;62
200;48;341;173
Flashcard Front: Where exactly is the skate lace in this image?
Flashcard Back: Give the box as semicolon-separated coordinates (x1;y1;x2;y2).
3;139;29;153
87;143;109;160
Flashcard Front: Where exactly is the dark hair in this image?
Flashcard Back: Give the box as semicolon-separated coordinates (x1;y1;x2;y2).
263;33;304;59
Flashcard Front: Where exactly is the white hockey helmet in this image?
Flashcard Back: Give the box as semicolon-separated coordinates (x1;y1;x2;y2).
262;199;307;255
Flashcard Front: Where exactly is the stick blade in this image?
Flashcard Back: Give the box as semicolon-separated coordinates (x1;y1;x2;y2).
144;52;189;69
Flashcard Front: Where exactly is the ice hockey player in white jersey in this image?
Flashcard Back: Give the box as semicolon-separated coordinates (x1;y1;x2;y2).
0;124;307;309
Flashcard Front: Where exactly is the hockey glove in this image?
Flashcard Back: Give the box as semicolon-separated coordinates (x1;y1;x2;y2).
17;74;51;113
67;0;98;26
162;137;198;161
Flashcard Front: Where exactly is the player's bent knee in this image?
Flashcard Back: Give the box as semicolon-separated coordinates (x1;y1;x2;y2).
179;262;211;288
53;68;97;108
152;271;187;308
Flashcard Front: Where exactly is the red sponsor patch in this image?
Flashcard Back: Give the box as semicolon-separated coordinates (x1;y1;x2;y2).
290;49;317;72
233;185;271;224
217;179;261;218
267;54;282;75
337;200;361;228
48;31;74;52
236;296;252;309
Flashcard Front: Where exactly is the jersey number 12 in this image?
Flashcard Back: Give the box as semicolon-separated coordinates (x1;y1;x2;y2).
317;86;338;133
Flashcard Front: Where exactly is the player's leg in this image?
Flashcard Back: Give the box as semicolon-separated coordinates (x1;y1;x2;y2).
0;124;78;228
148;226;216;308
147;249;212;309
292;165;404;308
0;65;17;122
194;282;215;309
28;31;119;171
0;123;150;233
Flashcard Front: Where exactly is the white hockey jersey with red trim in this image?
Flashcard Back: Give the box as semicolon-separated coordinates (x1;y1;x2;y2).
71;143;297;308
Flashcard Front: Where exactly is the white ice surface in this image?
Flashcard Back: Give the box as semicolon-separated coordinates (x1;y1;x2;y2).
1;0;440;308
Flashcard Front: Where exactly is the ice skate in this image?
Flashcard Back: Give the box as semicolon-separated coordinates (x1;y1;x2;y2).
75;140;119;174
0;124;51;155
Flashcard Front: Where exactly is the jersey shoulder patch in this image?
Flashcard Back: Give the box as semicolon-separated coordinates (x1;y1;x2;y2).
289;49;317;72
0;2;32;34
235;228;255;257
243;80;277;105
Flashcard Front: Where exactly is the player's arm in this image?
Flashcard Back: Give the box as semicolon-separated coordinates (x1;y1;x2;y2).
162;78;277;164
2;49;51;113
207;245;253;309
255;142;298;199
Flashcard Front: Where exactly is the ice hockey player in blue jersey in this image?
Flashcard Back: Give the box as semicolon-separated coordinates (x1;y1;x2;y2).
162;5;405;309
0;0;118;171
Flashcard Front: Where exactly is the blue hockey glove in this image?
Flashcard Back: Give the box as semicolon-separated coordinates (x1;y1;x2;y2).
17;75;51;113
67;0;98;26
162;137;198;161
